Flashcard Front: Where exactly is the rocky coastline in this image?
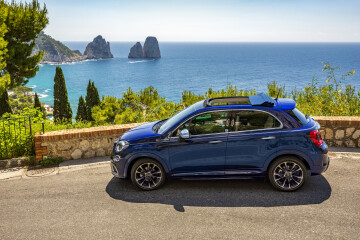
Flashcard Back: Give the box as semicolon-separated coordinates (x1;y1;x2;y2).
34;33;113;64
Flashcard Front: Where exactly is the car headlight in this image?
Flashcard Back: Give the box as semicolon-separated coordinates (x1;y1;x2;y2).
115;140;129;153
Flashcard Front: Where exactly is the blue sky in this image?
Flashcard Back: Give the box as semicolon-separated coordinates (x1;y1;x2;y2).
36;0;360;42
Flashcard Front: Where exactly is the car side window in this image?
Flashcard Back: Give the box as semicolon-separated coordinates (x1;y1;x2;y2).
172;111;229;137
228;110;281;132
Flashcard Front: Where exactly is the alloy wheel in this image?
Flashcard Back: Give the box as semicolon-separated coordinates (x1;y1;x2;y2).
273;161;304;190
134;162;163;189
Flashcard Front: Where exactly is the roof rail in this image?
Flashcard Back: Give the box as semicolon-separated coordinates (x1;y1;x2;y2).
204;93;275;107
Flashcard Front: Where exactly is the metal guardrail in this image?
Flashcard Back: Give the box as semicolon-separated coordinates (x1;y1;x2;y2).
0;116;44;160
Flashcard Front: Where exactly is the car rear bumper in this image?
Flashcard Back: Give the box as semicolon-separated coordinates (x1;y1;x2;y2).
311;155;330;175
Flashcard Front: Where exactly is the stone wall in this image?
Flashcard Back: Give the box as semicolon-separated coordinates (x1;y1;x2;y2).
34;123;143;161
34;116;360;162
315;116;360;148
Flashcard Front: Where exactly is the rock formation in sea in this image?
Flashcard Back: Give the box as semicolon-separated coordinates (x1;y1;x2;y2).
127;36;161;59
128;42;144;58
83;35;114;59
33;32;85;64
143;37;161;58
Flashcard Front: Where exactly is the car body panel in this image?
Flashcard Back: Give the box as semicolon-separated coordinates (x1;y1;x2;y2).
166;133;228;176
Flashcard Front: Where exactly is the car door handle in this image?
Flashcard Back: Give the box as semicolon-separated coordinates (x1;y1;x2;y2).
261;136;276;140
209;140;223;144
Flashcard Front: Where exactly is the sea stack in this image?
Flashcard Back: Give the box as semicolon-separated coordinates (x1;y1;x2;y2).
128;42;144;58
143;36;161;58
128;36;161;59
84;35;113;59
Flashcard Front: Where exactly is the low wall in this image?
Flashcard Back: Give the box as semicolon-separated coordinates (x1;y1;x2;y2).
315;116;360;148
34;123;144;161
34;117;360;161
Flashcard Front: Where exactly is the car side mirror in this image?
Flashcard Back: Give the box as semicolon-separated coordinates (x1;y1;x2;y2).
179;129;190;140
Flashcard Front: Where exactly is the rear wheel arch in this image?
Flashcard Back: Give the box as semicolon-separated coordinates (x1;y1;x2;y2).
267;154;311;173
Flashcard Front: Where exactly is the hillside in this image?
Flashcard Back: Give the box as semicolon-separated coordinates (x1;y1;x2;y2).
33;32;85;63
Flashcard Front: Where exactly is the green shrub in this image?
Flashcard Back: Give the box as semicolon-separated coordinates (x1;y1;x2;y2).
39;156;63;167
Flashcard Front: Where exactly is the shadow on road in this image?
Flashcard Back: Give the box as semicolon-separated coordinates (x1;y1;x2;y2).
106;176;331;212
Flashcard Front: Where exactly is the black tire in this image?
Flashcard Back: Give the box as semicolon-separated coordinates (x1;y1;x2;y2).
268;156;307;192
130;158;166;191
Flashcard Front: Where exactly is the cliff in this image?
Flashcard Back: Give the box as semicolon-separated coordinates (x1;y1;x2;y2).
83;35;113;59
33;32;85;64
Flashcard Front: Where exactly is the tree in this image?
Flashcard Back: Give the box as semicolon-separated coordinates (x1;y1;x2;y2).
1;0;48;88
33;92;46;118
0;88;11;117
34;92;41;109
85;80;100;121
53;66;72;123
0;4;9;93
76;95;87;121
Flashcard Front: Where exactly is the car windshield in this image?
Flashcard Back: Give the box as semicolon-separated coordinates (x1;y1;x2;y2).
157;100;204;134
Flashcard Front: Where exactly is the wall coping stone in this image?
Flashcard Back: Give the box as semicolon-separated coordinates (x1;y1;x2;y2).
312;116;360;127
35;122;145;142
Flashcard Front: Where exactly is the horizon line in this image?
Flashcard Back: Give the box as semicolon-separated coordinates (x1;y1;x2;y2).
61;40;360;44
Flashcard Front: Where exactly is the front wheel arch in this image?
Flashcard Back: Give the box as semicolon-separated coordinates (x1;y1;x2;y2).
126;155;169;179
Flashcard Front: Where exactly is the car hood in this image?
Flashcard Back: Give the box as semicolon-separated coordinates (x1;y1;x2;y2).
120;120;161;142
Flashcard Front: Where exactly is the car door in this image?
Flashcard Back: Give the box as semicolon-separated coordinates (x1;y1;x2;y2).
166;111;230;177
225;110;282;175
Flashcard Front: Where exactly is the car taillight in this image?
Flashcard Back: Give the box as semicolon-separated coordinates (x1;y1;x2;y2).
310;130;323;146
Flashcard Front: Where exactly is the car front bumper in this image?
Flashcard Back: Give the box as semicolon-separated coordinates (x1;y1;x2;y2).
110;155;127;178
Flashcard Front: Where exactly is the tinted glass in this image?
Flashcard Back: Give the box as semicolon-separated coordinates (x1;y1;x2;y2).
173;111;229;136
290;108;309;125
158;100;204;134
228;110;281;132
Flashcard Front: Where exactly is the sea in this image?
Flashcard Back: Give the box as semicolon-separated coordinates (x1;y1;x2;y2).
27;42;360;113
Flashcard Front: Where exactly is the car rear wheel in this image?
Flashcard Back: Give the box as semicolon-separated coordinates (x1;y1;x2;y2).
130;158;166;191
268;156;307;191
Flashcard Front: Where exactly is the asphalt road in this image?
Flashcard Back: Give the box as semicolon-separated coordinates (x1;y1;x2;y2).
1;154;359;240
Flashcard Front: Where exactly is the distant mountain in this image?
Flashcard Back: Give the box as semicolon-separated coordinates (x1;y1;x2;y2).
33;32;86;64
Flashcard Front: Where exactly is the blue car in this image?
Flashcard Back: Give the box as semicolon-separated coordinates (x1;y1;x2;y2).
111;93;330;191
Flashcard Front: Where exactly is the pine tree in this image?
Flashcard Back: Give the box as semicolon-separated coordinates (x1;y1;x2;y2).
2;0;48;88
92;81;100;106
0;89;12;117
34;92;41;109
34;92;46;118
76;95;87;121
53;66;72;123
85;80;100;121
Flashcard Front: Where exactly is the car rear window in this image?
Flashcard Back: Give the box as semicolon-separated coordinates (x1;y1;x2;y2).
287;108;309;125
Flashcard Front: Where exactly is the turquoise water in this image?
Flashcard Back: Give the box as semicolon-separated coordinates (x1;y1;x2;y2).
27;42;360;113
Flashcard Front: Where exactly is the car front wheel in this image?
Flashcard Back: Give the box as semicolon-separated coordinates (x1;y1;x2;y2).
268;156;307;191
130;158;166;191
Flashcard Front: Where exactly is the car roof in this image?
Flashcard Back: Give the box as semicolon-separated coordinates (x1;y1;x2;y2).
202;93;296;110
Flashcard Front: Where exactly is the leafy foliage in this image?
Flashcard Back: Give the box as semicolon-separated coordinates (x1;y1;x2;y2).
53;66;72;123
0;3;10;93
1;0;48;88
39;156;63;167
